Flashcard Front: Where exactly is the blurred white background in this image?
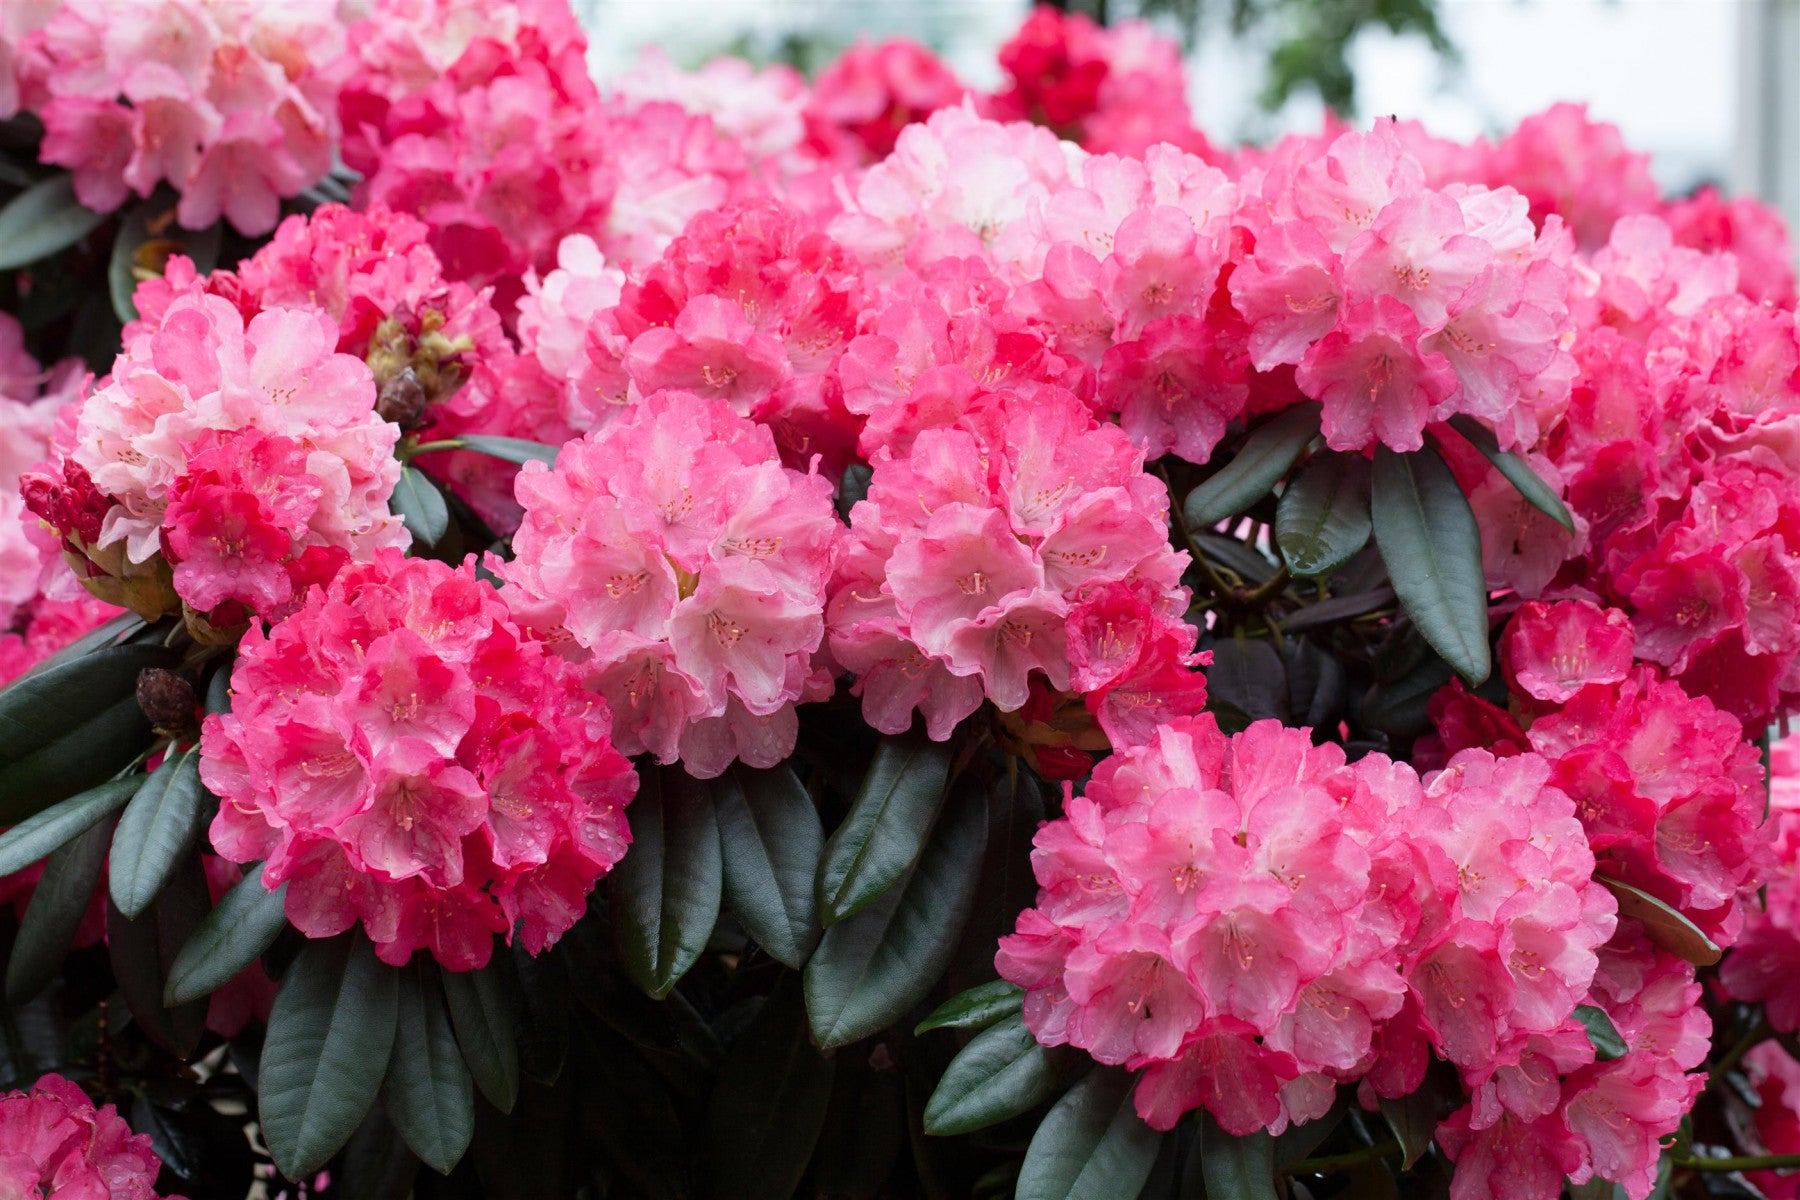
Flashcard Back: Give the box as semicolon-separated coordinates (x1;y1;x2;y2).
572;0;1800;244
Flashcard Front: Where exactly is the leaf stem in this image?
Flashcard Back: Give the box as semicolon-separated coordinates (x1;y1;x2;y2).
1285;1138;1401;1176
403;438;464;460
1675;1152;1800;1172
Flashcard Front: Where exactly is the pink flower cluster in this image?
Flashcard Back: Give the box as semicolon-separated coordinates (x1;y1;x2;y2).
5;0;346;233
0;313;120;683
132;200;528;530
565;197;871;479
0;1074;176;1200
985;6;1212;159
1518;216;1800;726
23;292;405;625
998;713;1712;1199
1426;600;1771;949
828;387;1199;745
1721;731;1800;1027
337;0;612;294
804;38;966;164
500;390;838;777
1230;121;1576;453
201;549;637;970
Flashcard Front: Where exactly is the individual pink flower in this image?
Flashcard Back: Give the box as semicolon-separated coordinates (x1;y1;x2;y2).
200;550;637;970
0;1074;177;1199
499;390;839;777
1502;598;1635;706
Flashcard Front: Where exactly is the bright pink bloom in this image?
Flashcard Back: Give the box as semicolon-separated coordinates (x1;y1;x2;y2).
828;388;1190;741
1503;598;1635;705
1529;667;1767;947
200;550;637;970
805;38;965;162
21;0;344;233
501;390;838;777
25;292;404;622
0;1074;173;1199
1482;102;1660;249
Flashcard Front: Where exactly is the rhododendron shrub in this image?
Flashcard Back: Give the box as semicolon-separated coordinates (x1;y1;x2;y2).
0;2;1797;1197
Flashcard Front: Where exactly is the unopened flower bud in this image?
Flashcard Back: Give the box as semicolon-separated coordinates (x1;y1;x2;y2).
136;668;198;740
376;366;428;429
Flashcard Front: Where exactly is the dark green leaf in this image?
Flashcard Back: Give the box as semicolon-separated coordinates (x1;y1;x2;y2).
806;779;987;1048
1574;1005;1628;1062
165;861;288;1006
16;612;141;681
108;192;221;323
392;465;450;548
204;657;234;716
336;1101;421;1200
606;764;722;998
441;961;520;1115
1192;533;1279;584
1379;1089;1436;1170
1183;403;1322;527
1371;444;1492;683
107;855;209;1056
700;978;835;1200
1595;876;1721;966
717;763;823;968
5;815;113;1005
915;979;1023;1035
0;696;155;824
1016;1068;1163;1200
129;1095;205;1181
1193;1114;1279;1200
922;1013;1061;1136
1276;450;1373;576
509;941;568;1086
0;173;107;270
0;641;173;764
384;961;475;1174
454;435;560;466
259;934;400;1180
817;728;952;925
811;1048;906;1200
1360;654;1454;740
1277;586;1395;634
1203;637;1289;723
1271;1093;1347;1171
110;747;213;919
1446;414;1575;532
0;775;138;876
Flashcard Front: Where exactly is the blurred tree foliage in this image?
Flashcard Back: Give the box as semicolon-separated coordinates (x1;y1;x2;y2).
1052;0;1459;115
